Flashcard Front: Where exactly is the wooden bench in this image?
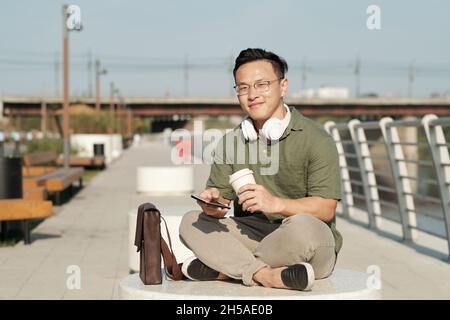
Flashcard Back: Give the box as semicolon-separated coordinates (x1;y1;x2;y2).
22;151;84;205
22;151;58;177
23;187;47;201
0;199;53;244
56;155;106;169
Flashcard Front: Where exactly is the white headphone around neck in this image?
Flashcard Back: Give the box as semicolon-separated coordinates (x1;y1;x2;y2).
241;104;291;141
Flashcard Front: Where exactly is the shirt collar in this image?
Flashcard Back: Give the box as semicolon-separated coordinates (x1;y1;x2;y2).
279;105;303;140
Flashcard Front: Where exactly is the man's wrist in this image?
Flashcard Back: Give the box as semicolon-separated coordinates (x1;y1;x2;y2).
273;196;286;215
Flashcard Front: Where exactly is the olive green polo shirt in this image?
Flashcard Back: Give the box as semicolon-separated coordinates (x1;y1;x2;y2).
206;106;343;254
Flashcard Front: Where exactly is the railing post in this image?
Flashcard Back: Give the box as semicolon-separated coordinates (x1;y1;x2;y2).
348;119;382;229
324;121;354;219
379;117;417;241
422;114;450;258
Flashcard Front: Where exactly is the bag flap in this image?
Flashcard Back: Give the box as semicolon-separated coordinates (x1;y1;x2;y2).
134;202;159;251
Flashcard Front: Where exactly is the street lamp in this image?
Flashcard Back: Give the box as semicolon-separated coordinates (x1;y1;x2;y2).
95;60;107;112
62;4;82;169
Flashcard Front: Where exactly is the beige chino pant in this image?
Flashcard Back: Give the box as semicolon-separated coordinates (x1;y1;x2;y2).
179;211;336;286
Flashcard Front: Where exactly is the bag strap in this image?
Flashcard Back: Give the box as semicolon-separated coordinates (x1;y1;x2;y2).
160;216;183;280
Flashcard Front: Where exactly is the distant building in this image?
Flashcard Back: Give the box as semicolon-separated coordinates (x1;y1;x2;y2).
431;91;450;98
292;86;350;99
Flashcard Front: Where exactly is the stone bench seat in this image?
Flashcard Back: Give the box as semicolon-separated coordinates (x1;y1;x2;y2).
126;200;382;300
119;269;382;300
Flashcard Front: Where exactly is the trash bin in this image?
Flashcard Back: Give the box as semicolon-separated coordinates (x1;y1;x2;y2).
93;143;105;157
0;157;23;199
0;156;24;239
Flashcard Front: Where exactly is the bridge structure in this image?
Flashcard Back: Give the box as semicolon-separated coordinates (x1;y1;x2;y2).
2;96;450;118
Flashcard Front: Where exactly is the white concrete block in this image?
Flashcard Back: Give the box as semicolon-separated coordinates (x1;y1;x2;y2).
70;134;123;165
136;166;193;195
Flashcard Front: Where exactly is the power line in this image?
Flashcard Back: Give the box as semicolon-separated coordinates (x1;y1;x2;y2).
301;56;307;89
354;56;361;98
1;50;449;97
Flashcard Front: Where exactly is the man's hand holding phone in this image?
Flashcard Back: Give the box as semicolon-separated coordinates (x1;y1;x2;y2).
196;188;230;218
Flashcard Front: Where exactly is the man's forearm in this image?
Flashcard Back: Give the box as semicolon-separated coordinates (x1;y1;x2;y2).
274;196;337;222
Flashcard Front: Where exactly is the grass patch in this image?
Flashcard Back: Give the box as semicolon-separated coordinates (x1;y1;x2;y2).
0;238;19;247
82;169;102;183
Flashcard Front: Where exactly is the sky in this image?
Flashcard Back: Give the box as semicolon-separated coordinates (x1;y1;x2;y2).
0;0;449;98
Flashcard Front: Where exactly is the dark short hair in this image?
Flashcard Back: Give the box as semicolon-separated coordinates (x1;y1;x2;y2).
233;48;288;79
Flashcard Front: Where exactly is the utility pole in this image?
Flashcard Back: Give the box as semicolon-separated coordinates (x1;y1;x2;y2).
54;51;60;97
184;54;189;97
96;60;101;111
62;4;81;169
120;94;126;136
301;57;307;90
117;97;122;135
354;56;361;98
87;49;93;97
115;88;124;135
408;60;415;98
41;100;47;136
95;59;107;112
127;109;133;137
109;82;115;134
62;5;70;169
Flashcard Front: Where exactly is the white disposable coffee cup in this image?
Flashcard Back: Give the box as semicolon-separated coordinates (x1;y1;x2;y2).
229;168;256;195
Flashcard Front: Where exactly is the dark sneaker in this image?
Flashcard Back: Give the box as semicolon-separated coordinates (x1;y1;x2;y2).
181;256;220;281
281;262;315;291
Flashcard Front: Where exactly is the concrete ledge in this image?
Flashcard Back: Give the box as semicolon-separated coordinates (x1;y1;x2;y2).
136;166;193;195
119;270;382;300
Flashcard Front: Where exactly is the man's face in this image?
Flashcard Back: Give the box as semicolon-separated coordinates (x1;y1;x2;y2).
234;60;288;124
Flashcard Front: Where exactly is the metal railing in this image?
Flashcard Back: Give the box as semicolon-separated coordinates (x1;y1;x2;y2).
324;114;450;259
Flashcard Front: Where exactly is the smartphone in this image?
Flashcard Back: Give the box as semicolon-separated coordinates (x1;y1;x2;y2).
191;194;231;209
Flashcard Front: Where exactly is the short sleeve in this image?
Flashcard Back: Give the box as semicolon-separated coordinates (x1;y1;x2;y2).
306;133;342;200
205;136;235;200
